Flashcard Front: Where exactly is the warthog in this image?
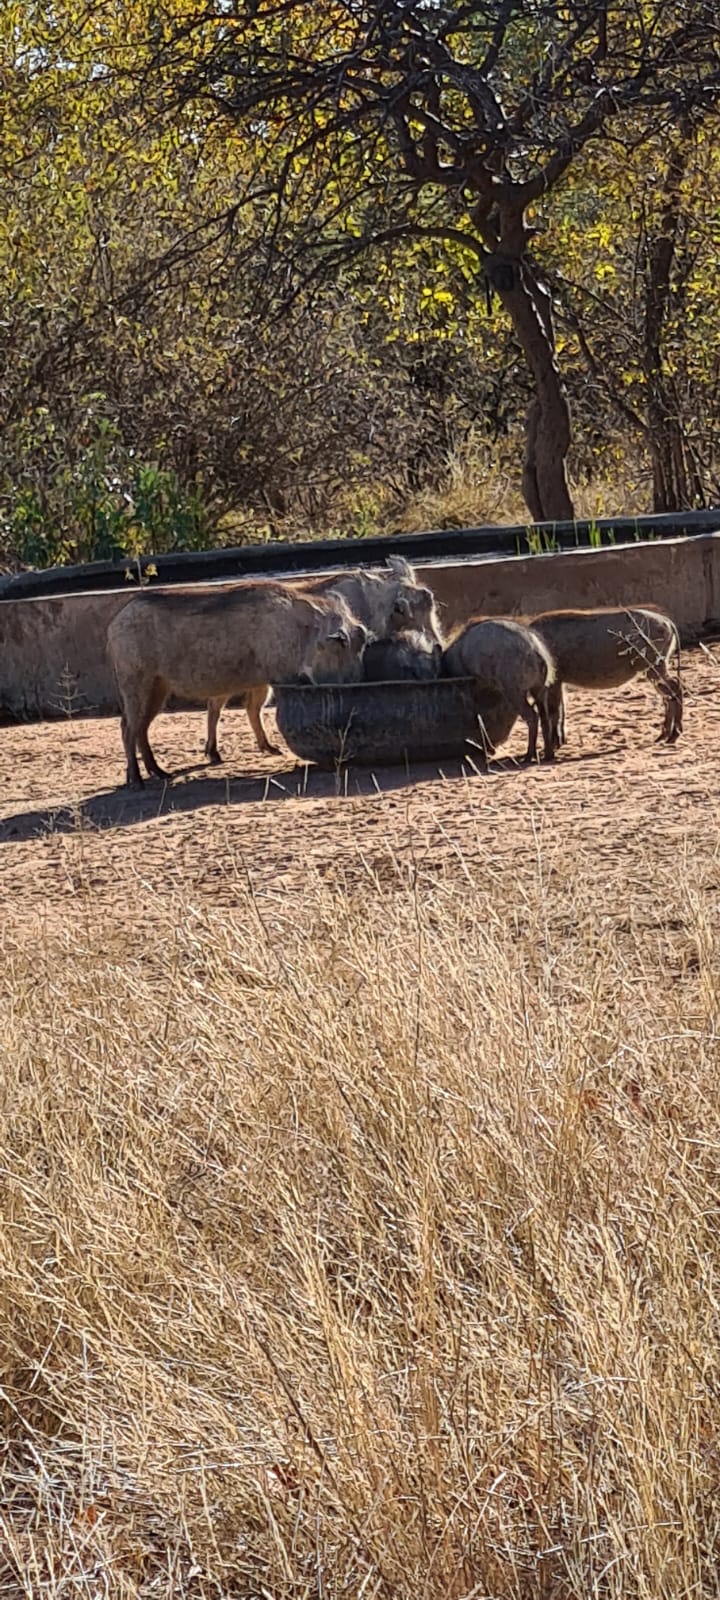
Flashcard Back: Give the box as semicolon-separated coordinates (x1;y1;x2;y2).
107;582;367;787
443;617;556;763
530;606;682;749
204;556;442;764
363;629;443;682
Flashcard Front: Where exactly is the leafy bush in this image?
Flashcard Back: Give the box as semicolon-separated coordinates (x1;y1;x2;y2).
0;399;208;570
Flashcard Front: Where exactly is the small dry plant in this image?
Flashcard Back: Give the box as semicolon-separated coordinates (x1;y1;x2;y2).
0;827;718;1597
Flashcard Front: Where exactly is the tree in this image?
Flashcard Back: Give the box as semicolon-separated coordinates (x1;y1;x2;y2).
146;0;720;521
0;0;527;565
555;116;720;511
0;2;443;560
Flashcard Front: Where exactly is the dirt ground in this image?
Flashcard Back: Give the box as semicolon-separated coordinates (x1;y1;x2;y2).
1;645;719;946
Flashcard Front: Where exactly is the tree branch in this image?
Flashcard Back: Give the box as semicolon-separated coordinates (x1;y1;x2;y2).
479;0;521;79
561;305;649;441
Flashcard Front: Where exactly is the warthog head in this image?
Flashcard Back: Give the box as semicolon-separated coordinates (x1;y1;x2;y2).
385;556;441;641
302;603;368;685
363;630;443;682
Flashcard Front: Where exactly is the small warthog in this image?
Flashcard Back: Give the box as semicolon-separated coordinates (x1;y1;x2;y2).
107;582;367;787
205;556;442;764
530;606;682;749
443;617;556;763
363;629;443;682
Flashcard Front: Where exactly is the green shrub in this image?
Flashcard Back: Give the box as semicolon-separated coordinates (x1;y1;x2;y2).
0;400;209;571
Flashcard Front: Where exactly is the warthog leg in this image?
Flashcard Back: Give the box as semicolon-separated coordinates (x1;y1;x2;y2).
121;678;170;785
546;680;565;752
138;680;171;780
205;696;226;765
537;692;556;762
120;709;143;789
516;696;539;764
557;686;567;747
245;685;280;756
205;688;280;764
621;628;682;745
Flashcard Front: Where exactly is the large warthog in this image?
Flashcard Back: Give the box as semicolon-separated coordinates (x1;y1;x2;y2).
530;606;682;750
205;556;442;763
443;617;556;763
107;583;367;787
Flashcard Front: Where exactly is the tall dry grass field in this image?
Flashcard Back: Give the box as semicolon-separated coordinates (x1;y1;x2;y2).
1;826;719;1597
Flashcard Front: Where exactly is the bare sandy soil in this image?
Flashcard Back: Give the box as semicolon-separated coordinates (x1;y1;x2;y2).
1;645;718;946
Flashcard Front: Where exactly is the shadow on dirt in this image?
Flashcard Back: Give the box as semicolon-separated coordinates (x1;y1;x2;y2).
0;746;623;844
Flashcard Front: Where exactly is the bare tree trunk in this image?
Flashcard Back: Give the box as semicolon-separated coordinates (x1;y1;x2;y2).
649;417;704;511
485;250;574;523
643;125;702;511
648;414;702;512
521;397;544;522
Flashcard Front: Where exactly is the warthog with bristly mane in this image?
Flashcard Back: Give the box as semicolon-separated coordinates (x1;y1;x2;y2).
443;617;556;764
530;606;682;750
107;582;367;787
205;556;442;763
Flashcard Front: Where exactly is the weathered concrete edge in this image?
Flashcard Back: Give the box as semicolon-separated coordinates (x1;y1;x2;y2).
3;507;720;601
1;534;717;724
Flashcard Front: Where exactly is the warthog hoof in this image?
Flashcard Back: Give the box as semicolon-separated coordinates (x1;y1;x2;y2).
207;749;223;766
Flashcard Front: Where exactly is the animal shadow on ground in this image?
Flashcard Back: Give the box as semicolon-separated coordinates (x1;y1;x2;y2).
0;745;622;845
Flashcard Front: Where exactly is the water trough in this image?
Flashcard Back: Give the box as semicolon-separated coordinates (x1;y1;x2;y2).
273;676;517;769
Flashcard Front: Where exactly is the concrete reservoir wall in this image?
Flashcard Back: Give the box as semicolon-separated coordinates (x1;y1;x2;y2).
1;533;718;722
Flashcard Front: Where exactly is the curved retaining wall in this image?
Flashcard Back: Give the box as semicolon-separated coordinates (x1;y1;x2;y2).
0;534;717;722
2;508;720;601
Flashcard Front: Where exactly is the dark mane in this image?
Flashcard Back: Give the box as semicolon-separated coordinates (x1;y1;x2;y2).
133;582;294;617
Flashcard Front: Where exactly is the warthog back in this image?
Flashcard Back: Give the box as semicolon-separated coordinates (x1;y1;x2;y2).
530;606;679;688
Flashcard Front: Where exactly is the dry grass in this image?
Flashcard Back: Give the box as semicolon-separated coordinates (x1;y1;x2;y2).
215;438;654;546
1;811;719;1599
391;440;654;535
388;443;531;533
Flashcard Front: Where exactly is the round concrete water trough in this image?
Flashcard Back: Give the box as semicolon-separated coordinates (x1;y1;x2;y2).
273;677;516;768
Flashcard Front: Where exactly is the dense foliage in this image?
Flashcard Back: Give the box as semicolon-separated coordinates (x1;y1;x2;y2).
1;3;719;567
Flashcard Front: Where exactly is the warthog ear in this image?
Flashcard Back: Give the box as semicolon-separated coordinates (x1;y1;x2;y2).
392;594;412;618
328;626;351;645
387;555;414;578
